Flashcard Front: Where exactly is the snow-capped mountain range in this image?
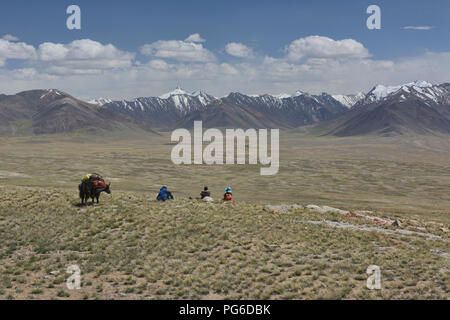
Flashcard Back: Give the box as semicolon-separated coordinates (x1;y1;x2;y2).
88;98;113;106
321;81;450;136
354;80;450;107
94;87;352;128
1;80;449;136
94;87;216;127
86;80;450;133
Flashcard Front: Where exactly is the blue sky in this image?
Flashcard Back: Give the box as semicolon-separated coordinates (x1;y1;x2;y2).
1;0;449;99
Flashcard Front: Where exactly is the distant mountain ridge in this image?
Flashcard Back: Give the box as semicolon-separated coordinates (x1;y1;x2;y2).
98;87;216;128
99;87;350;129
1;80;450;136
319;81;450;136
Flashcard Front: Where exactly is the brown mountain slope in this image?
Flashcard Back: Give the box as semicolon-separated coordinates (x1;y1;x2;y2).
173;100;288;129
317;94;450;136
0;89;157;135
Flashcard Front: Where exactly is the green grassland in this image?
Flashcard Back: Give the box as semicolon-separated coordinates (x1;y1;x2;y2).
0;131;448;299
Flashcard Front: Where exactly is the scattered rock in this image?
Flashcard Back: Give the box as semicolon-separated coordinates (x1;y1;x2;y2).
375;246;397;251
303;219;444;241
343;212;353;218
202;196;214;203
264;204;303;214
306;205;349;215
353;211;396;226
50;270;59;275
404;219;419;227
354;210;374;215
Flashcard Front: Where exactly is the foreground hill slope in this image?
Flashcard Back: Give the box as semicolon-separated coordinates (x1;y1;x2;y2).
0;185;448;300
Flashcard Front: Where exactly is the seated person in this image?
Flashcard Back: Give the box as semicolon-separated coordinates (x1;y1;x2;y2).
223;187;233;201
157;186;174;201
200;186;211;199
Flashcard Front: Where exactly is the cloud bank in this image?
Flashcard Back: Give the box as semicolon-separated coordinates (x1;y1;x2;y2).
0;34;450;100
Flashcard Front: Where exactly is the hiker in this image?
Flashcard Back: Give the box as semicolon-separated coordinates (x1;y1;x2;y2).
200;186;211;199
157;186;174;201
223;187;233;201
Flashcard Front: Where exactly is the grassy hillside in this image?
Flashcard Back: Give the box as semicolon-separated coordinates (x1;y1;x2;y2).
0;186;448;300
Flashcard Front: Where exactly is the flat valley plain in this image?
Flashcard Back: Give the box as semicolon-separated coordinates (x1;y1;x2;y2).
0;131;449;299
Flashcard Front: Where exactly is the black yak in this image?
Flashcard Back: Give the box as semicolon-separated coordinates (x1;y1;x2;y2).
79;180;111;205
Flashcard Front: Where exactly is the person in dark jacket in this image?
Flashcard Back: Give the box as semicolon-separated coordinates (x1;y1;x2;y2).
157;186;174;201
200;186;211;199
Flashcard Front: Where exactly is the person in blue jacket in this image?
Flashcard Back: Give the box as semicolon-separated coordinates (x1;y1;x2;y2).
157;186;174;201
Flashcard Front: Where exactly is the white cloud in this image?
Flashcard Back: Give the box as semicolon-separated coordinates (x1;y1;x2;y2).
285;35;370;61
2;35;450;100
38;42;69;61
141;39;215;63
148;59;169;70
185;33;206;43
36;39;135;75
225;42;255;58
0;39;36;66
403;26;434;30
2;34;19;41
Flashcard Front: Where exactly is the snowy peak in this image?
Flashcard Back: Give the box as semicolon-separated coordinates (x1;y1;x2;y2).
267;90;308;100
332;92;365;108
157;87;216;108
39;89;65;100
89;98;113;106
192;90;208;97
362;80;436;105
159;86;189;99
293;90;307;97
272;93;291;99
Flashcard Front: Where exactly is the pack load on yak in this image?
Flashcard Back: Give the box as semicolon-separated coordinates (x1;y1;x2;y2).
81;173;103;183
157;186;174;201
79;173;111;205
223;187;233;201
